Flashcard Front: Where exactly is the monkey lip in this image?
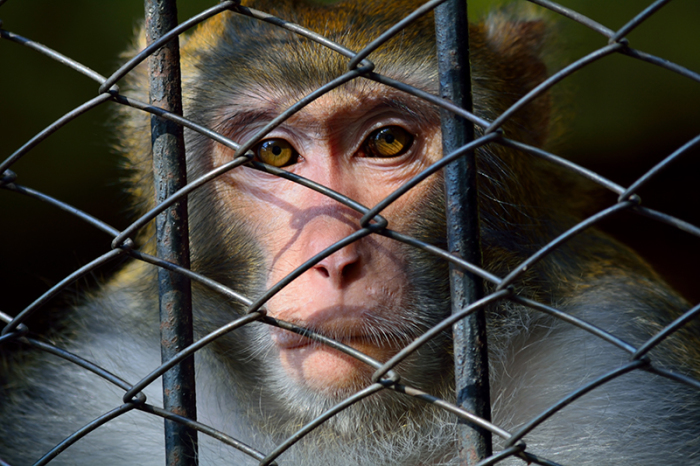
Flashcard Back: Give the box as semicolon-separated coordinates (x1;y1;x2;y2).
270;327;374;351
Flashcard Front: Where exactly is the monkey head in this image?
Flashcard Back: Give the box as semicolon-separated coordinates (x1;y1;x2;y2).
119;0;552;420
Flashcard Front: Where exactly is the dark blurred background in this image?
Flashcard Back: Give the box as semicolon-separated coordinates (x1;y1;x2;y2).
1;0;699;321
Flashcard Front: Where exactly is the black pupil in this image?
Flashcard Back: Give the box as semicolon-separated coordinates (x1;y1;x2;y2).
272;145;282;155
383;133;395;144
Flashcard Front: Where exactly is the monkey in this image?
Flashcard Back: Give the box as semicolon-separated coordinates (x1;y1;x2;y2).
1;0;699;465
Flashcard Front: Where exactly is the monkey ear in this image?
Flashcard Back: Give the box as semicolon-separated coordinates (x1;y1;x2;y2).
484;11;549;60
471;11;552;146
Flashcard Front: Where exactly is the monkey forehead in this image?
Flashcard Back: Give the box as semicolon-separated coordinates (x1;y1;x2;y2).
180;1;439;95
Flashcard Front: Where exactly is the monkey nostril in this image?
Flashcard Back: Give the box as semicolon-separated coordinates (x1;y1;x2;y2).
339;260;360;280
316;264;331;279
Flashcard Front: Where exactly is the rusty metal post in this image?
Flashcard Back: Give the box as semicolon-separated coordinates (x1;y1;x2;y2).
145;0;198;464
434;0;492;463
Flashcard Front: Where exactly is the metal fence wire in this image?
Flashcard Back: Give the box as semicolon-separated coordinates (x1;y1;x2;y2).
1;0;699;465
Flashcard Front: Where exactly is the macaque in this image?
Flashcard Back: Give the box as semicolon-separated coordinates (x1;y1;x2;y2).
1;0;698;465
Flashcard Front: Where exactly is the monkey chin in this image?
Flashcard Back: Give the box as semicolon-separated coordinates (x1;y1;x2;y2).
276;335;397;395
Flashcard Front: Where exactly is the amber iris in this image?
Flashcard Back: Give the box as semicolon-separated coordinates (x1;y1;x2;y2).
256;138;297;167
365;126;413;158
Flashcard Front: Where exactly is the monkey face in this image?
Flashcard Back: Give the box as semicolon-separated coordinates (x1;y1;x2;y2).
209;84;444;396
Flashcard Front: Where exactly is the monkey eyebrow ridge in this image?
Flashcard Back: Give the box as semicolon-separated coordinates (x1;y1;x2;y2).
216;91;439;141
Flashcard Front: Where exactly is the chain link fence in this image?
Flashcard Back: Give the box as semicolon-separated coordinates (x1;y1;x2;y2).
1;0;699;465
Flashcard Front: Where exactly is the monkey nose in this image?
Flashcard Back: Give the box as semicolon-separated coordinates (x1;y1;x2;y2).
312;244;363;287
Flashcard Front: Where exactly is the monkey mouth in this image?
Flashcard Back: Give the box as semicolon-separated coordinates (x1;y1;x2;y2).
270;327;375;351
269;324;412;362
271;330;320;350
268;319;418;391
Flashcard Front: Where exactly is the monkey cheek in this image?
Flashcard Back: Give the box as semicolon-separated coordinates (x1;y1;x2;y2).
278;342;391;393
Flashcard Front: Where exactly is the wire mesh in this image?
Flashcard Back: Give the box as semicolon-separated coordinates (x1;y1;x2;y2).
1;0;699;465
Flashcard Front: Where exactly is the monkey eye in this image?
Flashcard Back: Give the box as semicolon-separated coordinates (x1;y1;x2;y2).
364;126;414;158
254;138;298;167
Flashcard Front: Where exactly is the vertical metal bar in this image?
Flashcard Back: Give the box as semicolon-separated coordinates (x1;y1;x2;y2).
145;0;198;465
434;1;492;464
